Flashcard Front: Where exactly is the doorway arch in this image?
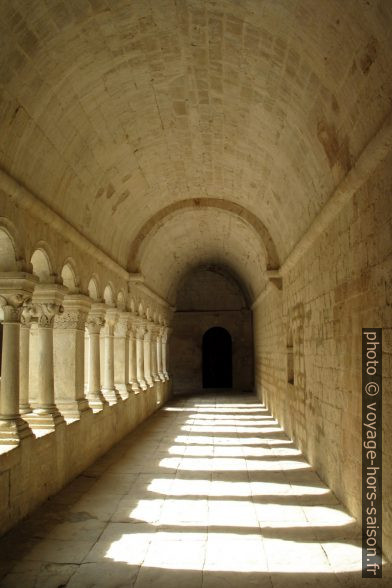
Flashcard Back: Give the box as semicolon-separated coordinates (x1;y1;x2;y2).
202;327;232;388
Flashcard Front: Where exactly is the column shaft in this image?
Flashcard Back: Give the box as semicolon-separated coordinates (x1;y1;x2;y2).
54;296;92;418
102;308;121;403
86;305;107;410
19;319;32;414
0;308;33;443
136;328;147;390
129;328;141;392
144;333;153;387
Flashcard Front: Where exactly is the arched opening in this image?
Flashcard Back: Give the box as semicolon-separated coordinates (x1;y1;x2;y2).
170;265;253;395
0;227;18;271
61;262;78;292
202;327;232;389
31;248;52;282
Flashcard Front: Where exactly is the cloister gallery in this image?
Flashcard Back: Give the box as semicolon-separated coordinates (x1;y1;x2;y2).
0;1;391;586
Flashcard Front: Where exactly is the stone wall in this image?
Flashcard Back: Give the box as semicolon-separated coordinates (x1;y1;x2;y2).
171;310;253;395
171;267;253;394
253;151;392;559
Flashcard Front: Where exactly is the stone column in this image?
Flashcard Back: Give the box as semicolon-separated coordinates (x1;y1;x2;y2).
128;320;141;393
114;311;131;400
0;273;37;444
150;324;160;383
162;326;171;381
53;294;92;418
135;321;147;390
19;305;34;414
102;307;122;403
143;322;153;388
86;303;107;410
157;327;165;382
27;283;66;430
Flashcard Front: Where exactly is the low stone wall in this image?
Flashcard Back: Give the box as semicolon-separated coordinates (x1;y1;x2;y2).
0;381;171;536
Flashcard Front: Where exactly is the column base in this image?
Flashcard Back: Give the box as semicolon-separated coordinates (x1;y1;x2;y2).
137;379;148;391
102;387;122;404
130;379;141;394
86;391;108;411
0;417;34;445
163;372;169;381
115;384;130;400
145;377;154;388
56;398;92;419
158;372;166;382
19;403;33;415
25;407;65;430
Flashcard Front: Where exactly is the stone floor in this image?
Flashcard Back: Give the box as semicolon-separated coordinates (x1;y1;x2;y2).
0;393;390;587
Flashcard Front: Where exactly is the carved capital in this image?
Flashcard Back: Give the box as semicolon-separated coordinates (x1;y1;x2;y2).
113;312;131;337
0;304;23;323
0;292;32;323
55;308;87;330
34;302;61;328
86;315;105;335
136;325;147;339
21;303;34;327
115;320;128;337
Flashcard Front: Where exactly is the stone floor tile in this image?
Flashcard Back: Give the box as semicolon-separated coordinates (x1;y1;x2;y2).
66;562;140;588
202;571;273;588
134;566;203;588
20;538;95;564
0;562;77;588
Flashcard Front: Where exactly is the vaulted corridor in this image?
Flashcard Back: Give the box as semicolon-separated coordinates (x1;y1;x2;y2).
0;0;391;582
0;393;390;587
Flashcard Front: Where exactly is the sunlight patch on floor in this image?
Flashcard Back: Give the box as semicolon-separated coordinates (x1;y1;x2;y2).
3;393;387;587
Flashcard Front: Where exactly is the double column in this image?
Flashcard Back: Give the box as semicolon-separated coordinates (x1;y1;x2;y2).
156;326;166;382
114;312;131;400
150;324;161;384
26;282;66;430
19;305;34;415
0;273;37;444
161;326;171;381
101;306;122;404
128;316;141;393
86;303;108;410
135;318;148;391
53;294;92;418
143;321;154;388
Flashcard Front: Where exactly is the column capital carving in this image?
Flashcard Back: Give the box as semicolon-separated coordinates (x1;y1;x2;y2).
33;302;62;328
30;283;65;328
144;319;155;340
104;306;119;325
161;326;172;342
115;311;132;337
0;272;38;323
31;282;67;327
21;303;34;327
87;302;106;334
0;300;23;323
54;294;91;330
149;322;160;339
134;318;147;339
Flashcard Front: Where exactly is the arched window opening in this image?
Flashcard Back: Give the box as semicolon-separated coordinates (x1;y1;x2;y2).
202;327;232;388
31;249;52;282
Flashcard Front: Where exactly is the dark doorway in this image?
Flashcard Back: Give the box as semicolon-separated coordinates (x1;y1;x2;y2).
202;327;232;388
